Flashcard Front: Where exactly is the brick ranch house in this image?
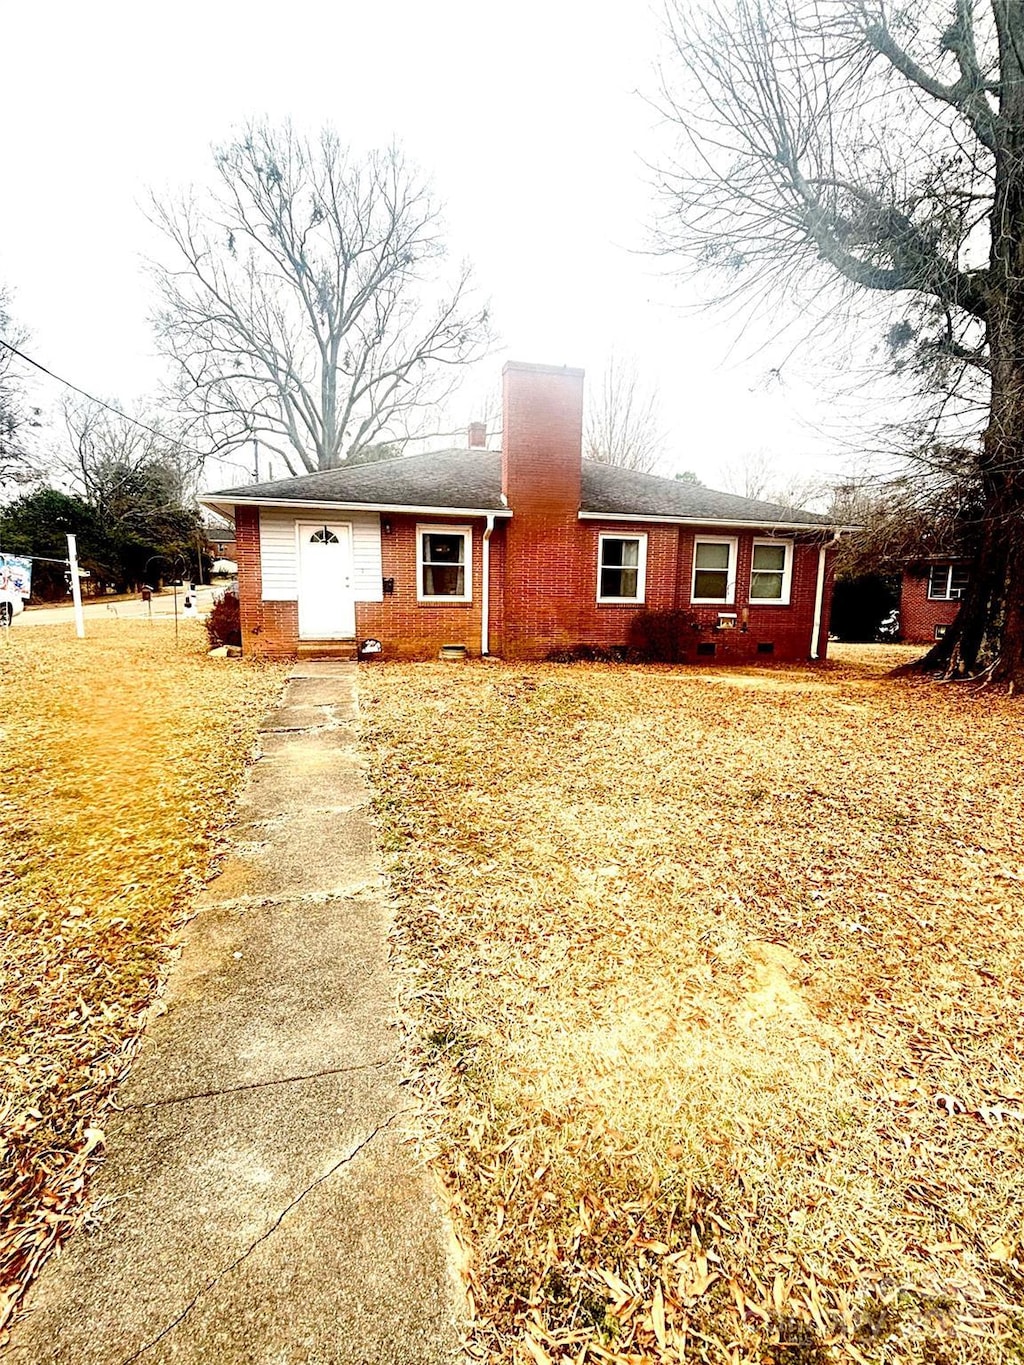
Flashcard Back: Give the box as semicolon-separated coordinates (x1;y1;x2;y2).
201;362;843;663
899;559;970;645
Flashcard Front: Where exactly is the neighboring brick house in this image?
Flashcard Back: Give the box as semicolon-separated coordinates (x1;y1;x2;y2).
209;534;237;561
203;523;237;561
201;362;842;662
899;560;969;644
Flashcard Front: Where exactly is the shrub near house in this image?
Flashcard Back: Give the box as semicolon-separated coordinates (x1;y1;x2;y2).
202;363;843;663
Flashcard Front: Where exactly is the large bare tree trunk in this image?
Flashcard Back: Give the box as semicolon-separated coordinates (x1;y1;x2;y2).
925;11;1024;687
656;0;1024;686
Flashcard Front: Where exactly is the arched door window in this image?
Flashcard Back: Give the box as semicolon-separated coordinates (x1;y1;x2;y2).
309;526;340;545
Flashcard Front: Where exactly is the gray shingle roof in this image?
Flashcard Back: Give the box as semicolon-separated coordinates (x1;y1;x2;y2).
206;449;509;512
204;448;833;527
579;463;831;525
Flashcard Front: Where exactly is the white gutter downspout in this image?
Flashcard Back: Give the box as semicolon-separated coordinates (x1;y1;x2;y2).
810;534;840;659
481;514;495;656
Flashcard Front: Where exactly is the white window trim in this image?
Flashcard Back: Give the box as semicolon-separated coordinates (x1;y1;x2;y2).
927;565;953;601
596;532;648;604
416;523;472;603
691;535;739;605
927;563;966;601
749;537;794;606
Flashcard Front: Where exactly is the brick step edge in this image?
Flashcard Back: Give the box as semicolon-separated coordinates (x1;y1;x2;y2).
296;640;359;660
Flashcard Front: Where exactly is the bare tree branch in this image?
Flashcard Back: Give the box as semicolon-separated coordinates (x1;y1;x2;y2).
149;124;493;476
654;0;1024;682
584;353;666;473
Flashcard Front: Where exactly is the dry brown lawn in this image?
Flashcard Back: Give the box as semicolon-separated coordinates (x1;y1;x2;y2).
0;620;287;1336
362;647;1024;1364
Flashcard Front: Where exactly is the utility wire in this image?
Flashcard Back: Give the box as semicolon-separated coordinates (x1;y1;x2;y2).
0;336;255;476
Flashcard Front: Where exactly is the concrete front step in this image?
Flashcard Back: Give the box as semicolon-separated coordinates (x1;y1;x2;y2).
296;639;359;661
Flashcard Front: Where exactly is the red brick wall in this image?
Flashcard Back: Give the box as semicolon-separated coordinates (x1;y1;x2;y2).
234;505;300;658
502;362;584;517
233;498;834;663
677;533;832;664
496;517;831;662
494;362;831;662
900;570;960;644
500;363;589;658
356;515;488;659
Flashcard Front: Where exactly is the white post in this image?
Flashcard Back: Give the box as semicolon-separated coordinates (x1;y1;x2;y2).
481;514;495;656
810;544;827;660
67;534;85;639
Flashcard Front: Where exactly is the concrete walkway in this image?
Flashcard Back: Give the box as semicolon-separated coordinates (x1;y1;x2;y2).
10;663;459;1365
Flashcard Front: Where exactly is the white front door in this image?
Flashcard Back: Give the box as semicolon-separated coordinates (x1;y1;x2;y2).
297;522;355;639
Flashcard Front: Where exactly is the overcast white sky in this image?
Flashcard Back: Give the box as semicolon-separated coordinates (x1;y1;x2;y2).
3;0;853;495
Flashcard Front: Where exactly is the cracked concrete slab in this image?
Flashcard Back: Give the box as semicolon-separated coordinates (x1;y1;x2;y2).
120;894;396;1105
282;675;359;708
196;804;378;905
258;726;361;757
9;662;460;1365
236;752;369;821
259;703;335;732
288;661;361;679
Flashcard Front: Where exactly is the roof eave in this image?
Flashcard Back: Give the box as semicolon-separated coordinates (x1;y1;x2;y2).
199;494;513;520
578;510;844;533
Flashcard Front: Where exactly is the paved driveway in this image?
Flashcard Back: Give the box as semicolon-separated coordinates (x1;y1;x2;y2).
17;586;220;627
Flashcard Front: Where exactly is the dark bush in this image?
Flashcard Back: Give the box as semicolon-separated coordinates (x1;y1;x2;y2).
829;574;900;642
627;609;698;662
544;643;646;664
544;642;647;664
206;589;242;648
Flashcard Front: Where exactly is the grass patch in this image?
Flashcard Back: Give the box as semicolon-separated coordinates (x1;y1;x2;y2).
0;621;287;1335
362;649;1024;1363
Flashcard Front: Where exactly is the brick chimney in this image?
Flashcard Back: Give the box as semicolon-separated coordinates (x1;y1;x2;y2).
501;362;585;514
468;420;487;449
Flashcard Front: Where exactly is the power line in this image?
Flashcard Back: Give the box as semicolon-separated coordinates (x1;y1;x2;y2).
0;336;256;476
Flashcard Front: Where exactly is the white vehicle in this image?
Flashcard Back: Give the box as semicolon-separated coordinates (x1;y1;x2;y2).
0;588;24;626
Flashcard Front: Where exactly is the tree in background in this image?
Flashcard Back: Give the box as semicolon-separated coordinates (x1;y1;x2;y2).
0;481;208;598
584;353;665;473
0;290;40;487
346;440;404;466
1;400;210;596
831;468;983;580
718;449;823;510
656;0;1024;684
58;398;203;509
151;123;491;476
0;489;96;600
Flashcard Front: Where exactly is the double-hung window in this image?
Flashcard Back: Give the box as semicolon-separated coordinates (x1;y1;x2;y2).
691;537;738;604
927;563;968;601
417;525;472;602
749;539;793;605
597;534;647;603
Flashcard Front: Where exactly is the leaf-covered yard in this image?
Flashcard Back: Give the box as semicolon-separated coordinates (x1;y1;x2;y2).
0;621;287;1337
362;649;1024;1364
